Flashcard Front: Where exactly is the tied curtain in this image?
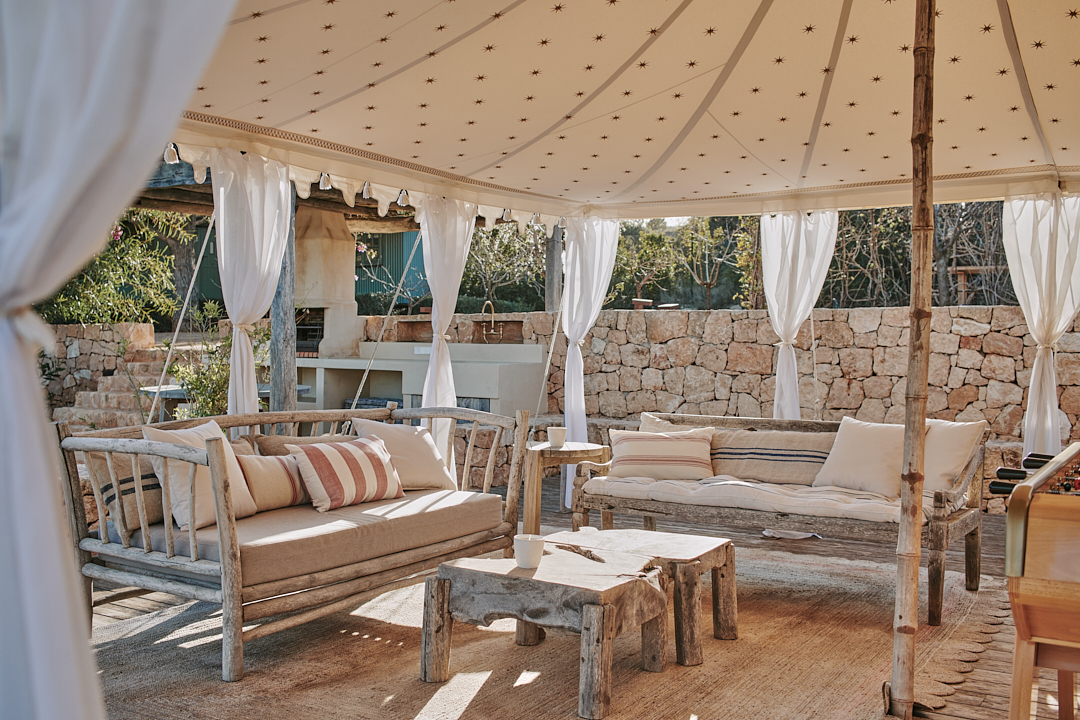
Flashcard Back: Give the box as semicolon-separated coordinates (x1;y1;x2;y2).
761;210;837;420
0;1;234;718
562;216;619;507
1002;193;1080;456
210;148;292;420
412;192;477;460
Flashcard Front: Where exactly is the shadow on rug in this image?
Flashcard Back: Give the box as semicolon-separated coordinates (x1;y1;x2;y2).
93;548;1005;720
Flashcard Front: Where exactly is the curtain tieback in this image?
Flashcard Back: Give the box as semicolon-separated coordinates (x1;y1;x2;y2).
3;306;55;354
231;322;255;334
774;340;794;347
574;339;585;348
1036;343;1057;351
437;333;451;341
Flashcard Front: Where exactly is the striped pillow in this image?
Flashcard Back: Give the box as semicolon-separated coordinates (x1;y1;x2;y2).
236;454;309;512
287;437;404;512
608;428;714;480
711;430;836;486
86;452;164;538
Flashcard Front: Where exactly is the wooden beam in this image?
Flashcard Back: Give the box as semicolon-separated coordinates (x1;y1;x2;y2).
347;217;420;234
270;185;298;427
890;0;935;717
129;197;214;216
546;224;564;313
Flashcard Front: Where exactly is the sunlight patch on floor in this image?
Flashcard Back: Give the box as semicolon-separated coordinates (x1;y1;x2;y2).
513;670;541;687
413;671;492;720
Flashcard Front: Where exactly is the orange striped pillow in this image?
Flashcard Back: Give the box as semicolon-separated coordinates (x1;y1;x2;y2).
287;437;404;512
608;428;715;481
236;454;309;512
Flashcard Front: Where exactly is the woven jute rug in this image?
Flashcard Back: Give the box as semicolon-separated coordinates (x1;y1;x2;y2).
93;548;1005;720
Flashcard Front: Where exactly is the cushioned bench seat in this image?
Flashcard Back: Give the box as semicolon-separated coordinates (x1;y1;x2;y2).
582;475;966;525
111;489;504;586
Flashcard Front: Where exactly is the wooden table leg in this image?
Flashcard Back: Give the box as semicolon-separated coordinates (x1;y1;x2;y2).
516;620;546;646
580;604;615;719
600;510;614;530
673;561;703;666
713;543;738;640
642;515;656;531
421;577;452;683
522;450;542;535
641;606;667;673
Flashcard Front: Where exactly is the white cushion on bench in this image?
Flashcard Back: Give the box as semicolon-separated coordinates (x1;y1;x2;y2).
582;475;961;524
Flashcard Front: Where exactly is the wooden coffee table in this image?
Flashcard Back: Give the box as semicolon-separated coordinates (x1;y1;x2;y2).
420;544;668;719
544;528;738;666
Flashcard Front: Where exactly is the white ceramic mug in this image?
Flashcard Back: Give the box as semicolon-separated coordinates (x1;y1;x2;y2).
514;534;545;569
547;426;567;447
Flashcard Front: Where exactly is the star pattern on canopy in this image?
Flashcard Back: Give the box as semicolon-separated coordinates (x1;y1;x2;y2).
185;0;1079;216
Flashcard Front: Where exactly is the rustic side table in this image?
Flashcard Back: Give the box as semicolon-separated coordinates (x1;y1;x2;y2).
420;545;667;720
545;528;738;666
522;440;609;535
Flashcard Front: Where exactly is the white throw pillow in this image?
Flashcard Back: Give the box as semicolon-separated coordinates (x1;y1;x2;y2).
143;419;258;530
352;417;456;490
639;412;681;433
608;428;714;481
813;417;906;498
924;419;986;492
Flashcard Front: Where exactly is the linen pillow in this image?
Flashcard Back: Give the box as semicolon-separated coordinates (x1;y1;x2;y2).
143;420;259;530
86;452;164;537
607;428;714;481
231;435;257;456
236;454;309;512
639;412;681;433
351;417;456;490
254;434;353;457
812;417;906;498
924;418;987;492
288;437;404;512
711;429;836;486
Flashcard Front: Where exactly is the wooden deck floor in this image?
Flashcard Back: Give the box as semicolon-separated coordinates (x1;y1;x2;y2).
92;478;1075;719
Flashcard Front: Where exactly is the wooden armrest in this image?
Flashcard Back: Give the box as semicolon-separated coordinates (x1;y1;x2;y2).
577;460;612;473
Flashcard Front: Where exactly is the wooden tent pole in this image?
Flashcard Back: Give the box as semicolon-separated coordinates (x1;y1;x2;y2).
889;0;935;717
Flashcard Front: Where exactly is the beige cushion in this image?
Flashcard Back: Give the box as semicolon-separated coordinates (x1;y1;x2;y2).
711;429;836;485
813;417;906;498
608;428;714;480
86;452;163;538
254;434;353;456
114;489;505;587
639;412;681;433
143;420;258;530
925;419;987;492
351;417;456;490
231;435;257;456
236;454;309;512
288;437;404;512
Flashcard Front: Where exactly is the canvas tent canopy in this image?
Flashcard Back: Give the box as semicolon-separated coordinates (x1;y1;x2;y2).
174;0;1079;219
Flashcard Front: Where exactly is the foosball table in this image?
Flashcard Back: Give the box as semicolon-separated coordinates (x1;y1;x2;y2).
992;445;1080;719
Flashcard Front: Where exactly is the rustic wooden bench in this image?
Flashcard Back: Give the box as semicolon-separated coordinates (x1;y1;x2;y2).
571;414;985;627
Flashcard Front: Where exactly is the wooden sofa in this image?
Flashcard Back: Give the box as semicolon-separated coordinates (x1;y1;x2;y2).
56;406;528;681
572;414;986;626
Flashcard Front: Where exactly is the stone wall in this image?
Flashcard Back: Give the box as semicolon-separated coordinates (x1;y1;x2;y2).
46;323;155;409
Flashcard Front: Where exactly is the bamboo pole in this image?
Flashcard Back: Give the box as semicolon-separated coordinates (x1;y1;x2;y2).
890;0;935;716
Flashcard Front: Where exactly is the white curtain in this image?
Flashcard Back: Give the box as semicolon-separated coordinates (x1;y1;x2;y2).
0;1;234;718
761;210;837;420
411;192;477;457
562;216;619;507
1003;193;1080;456
210;148;292;420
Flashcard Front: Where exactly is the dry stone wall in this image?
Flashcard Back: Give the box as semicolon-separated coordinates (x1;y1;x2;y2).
47;323;155;409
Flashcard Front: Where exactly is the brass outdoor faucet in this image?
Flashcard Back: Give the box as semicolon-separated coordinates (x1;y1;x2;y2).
480;300;502;342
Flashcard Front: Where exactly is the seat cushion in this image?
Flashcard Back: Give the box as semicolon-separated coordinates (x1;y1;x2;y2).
117;489;504;587
582;475;961;525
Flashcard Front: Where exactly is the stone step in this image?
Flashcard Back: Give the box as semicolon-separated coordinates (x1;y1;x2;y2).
117;361;167;376
125;347;170;363
95;374;170;393
74;390;152;412
52;406;146;430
